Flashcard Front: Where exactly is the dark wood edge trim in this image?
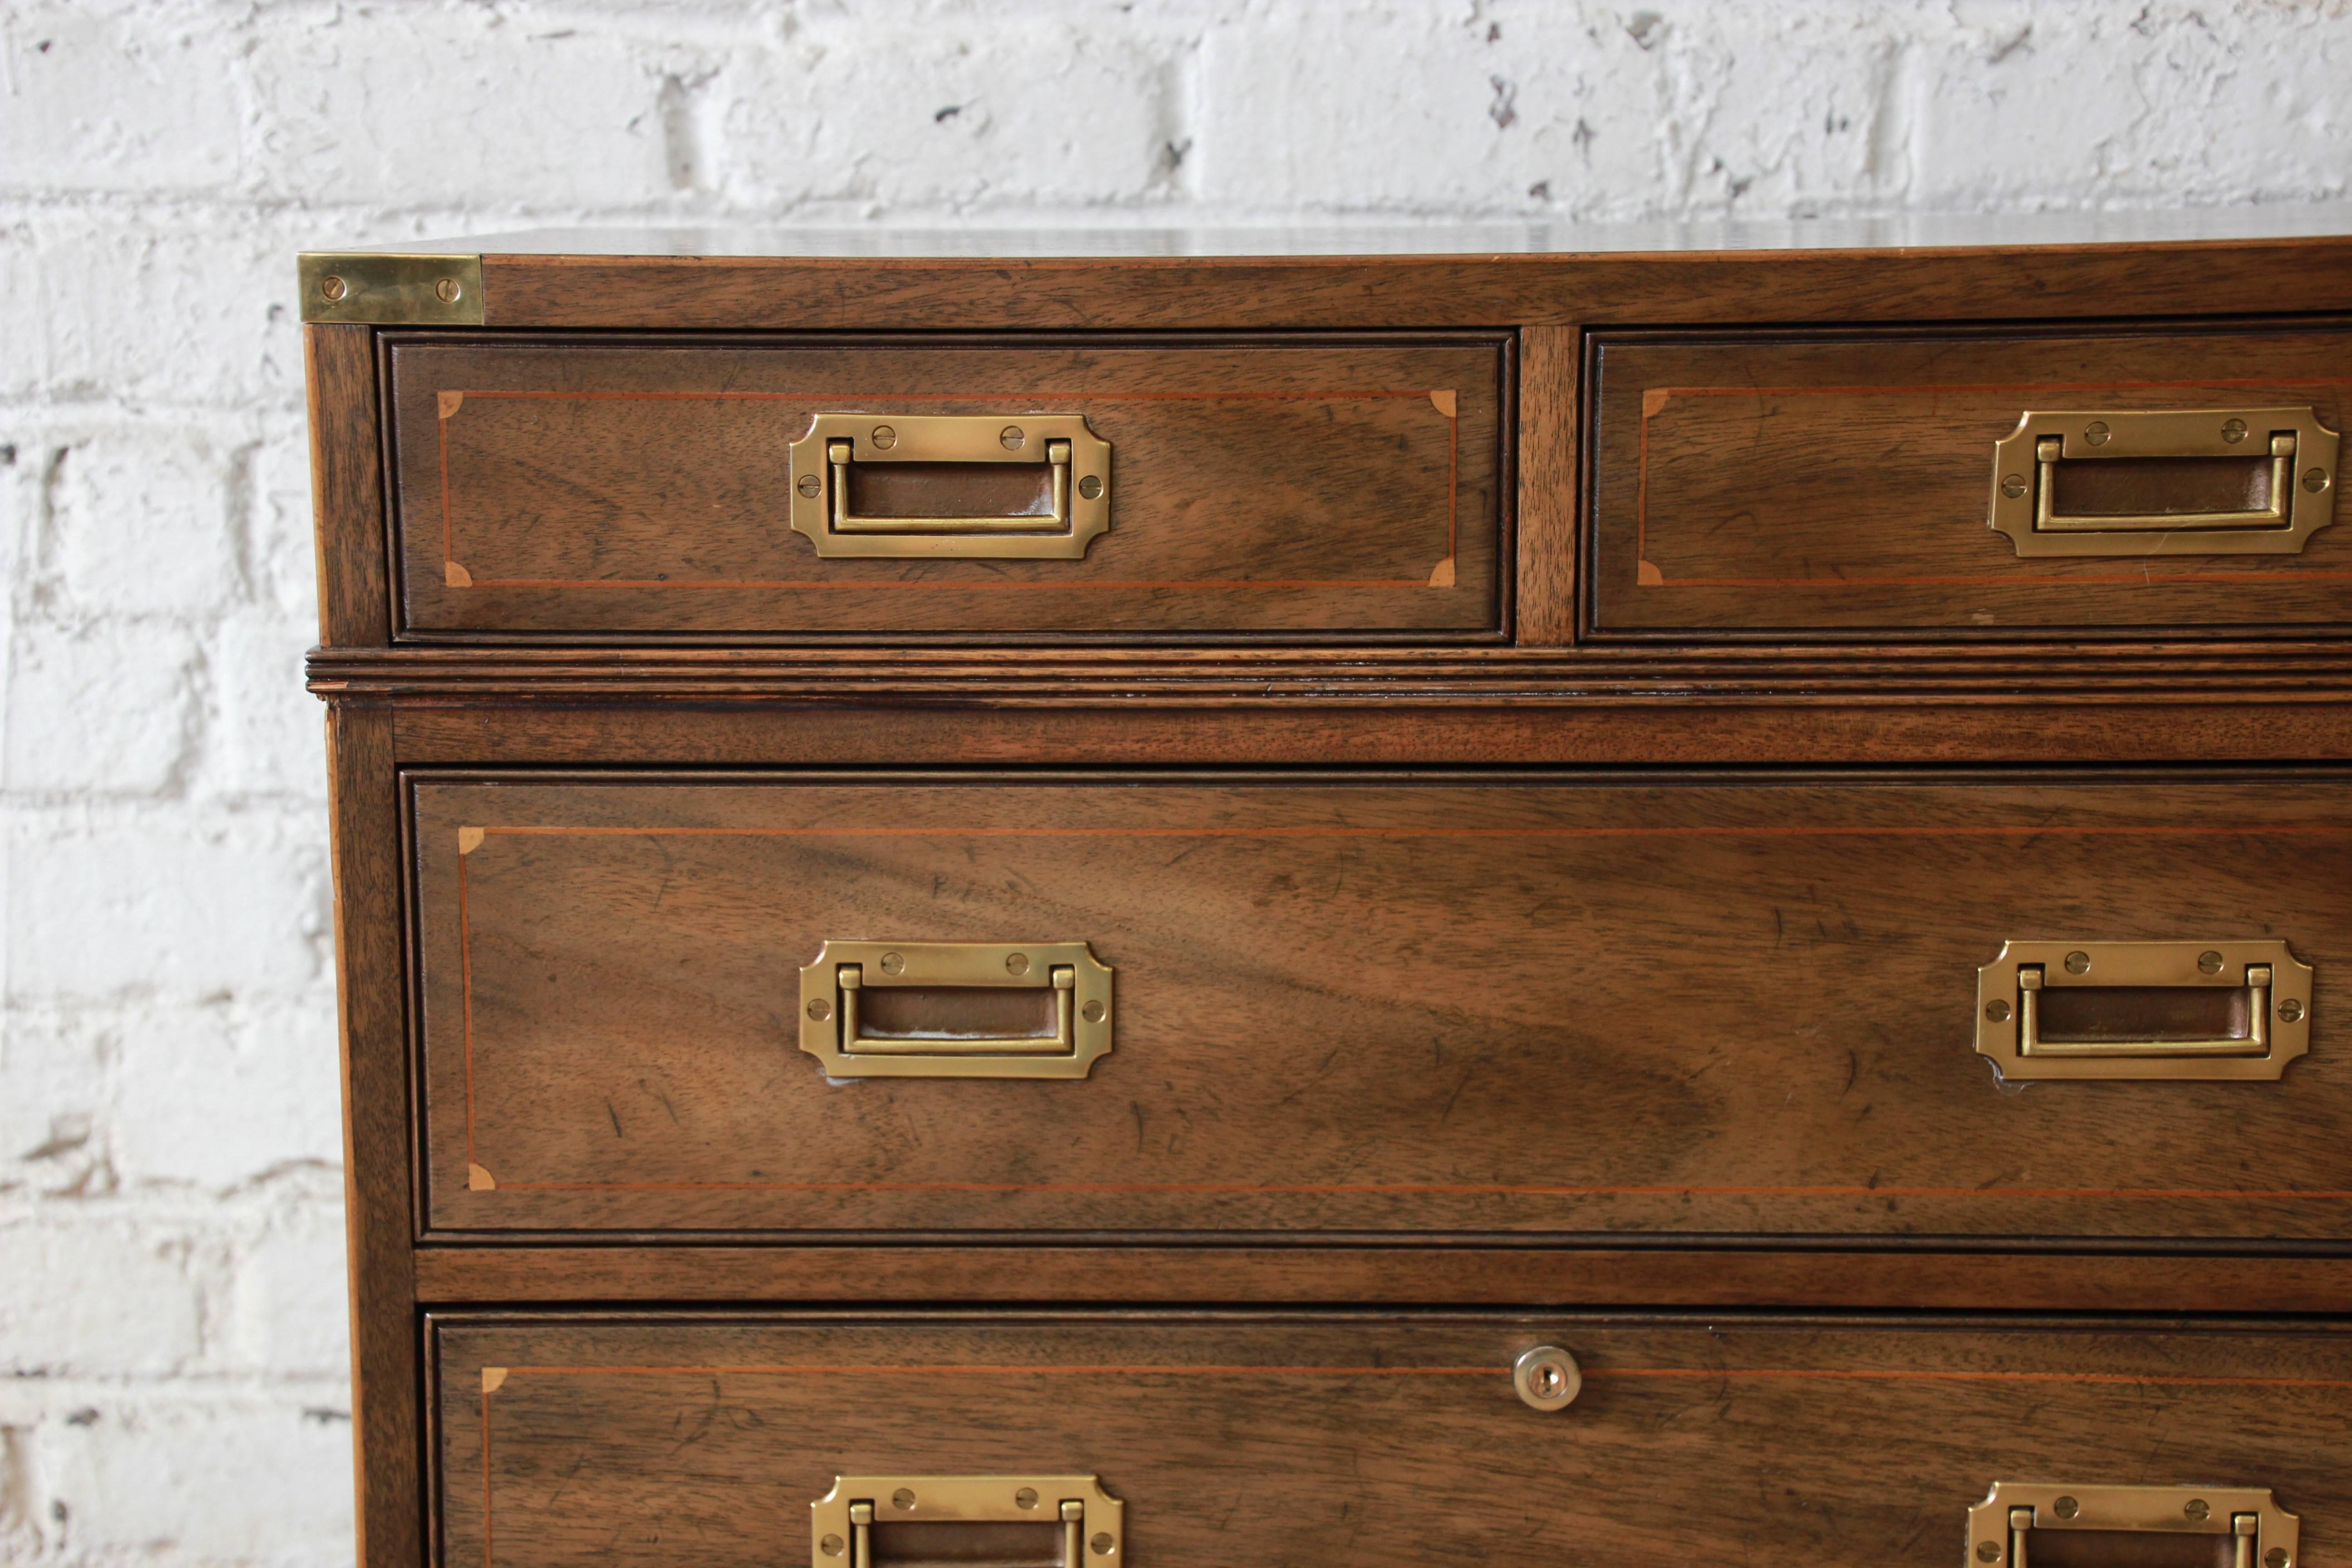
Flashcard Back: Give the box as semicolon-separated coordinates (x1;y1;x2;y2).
327;709;421;1568
309;641;2352;704
306;325;392;647
474;242;2352;332
409;1246;2352;1314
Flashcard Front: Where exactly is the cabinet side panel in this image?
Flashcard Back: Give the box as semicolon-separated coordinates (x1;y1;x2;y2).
307;324;392;646
328;708;419;1568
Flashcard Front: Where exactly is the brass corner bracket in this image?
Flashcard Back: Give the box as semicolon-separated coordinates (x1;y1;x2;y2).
298;252;484;325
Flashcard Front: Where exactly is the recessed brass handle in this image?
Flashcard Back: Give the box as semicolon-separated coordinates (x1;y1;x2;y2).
1969;1484;2298;1568
787;413;1112;559
797;940;1113;1079
1989;407;2338;556
812;1475;1122;1568
1975;940;2312;1081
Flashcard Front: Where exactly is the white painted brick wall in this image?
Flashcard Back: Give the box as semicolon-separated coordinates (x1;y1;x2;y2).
1;1;2347;1562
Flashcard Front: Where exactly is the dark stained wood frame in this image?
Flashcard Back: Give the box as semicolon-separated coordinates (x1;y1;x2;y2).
374;329;1520;647
304;228;2352;1568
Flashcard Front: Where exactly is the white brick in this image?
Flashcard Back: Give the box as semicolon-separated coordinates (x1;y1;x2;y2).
0;208;313;407
249;5;672;210
718;23;1172;208
7;808;329;1000
113;996;342;1187
225;1200;348;1379
202;611;322;802
0;1007;110;1192
247;420;321;630
30;1395;354;1563
6;618;201;795
40;428;245;619
0;0;245;196
0;1220;201;1375
1912;5;2352;209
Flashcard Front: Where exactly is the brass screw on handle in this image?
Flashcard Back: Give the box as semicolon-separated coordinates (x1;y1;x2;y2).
871;425;898;451
2064;951;2091;975
1082;1000;1106;1023
2185;1500;2211;1524
2001;474;2027;498
1000;425;1026;450
2306;468;2331;493
320;274;348;301
2223;418;2249;443
807;999;832;1021
819;1535;845;1557
1005;952;1030;976
435;277;463;303
2280;998;2306;1023
799;474;823;498
2083;421;2111;446
2268;1549;2291;1568
881;951;905;975
1014;1489;1039;1510
2198;950;2225;975
892;1489;917;1511
1977;1542;2003;1562
1090;1534;1115;1556
1078;475;1105;500
1985;1000;2012;1023
2054;1497;2081;1519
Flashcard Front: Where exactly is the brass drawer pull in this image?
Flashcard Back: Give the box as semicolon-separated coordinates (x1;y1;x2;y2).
812;1475;1122;1568
797;940;1113;1079
787;413;1112;559
1970;1484;2298;1568
1989;407;2338;556
1975;940;2312;1081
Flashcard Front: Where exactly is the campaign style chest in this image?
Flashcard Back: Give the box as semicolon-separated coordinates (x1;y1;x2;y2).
302;219;2352;1568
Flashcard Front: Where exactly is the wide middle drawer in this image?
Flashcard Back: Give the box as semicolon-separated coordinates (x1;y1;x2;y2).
411;770;2349;1240
383;334;1506;640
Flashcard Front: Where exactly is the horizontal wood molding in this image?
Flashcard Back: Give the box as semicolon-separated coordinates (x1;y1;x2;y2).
413;1243;2352;1312
477;242;2352;332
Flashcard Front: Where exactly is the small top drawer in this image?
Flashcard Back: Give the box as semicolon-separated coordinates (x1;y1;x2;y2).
383;334;1505;641
1587;324;2352;638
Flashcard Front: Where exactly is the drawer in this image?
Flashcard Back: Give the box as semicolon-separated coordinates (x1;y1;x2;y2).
436;1312;2348;1568
1587;324;2352;638
412;771;2351;1240
383;334;1506;640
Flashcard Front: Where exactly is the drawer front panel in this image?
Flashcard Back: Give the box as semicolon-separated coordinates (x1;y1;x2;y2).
436;1314;2351;1568
1588;326;2352;637
413;772;2352;1239
384;335;1505;638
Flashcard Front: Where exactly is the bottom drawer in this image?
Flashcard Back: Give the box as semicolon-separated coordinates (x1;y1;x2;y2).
435;1313;2347;1567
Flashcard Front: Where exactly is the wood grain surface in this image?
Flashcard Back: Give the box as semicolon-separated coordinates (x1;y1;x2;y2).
469;237;2352;333
432;1313;2352;1568
384;336;1504;638
411;1246;2352;1314
305;324;390;647
410;772;2352;1240
327;709;421;1568
1588;325;2352;636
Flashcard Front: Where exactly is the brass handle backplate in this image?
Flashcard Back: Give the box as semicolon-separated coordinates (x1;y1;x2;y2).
1969;1484;2298;1568
812;1475;1122;1568
797;940;1114;1079
787;413;1112;559
1975;940;2312;1081
1989;407;2338;556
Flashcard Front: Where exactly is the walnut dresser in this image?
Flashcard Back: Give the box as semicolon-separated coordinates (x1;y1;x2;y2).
301;216;2352;1568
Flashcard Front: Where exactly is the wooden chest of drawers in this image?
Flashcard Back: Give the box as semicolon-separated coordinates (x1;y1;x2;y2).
303;218;2352;1568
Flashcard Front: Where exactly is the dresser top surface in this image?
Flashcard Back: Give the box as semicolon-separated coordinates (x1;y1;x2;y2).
317;203;2352;262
